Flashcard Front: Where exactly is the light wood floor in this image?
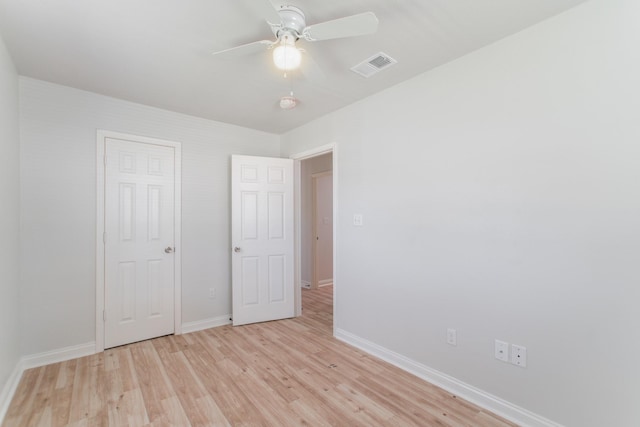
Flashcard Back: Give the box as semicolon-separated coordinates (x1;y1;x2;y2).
3;286;517;426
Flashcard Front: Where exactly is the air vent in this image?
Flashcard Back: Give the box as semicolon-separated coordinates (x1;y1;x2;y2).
350;52;397;78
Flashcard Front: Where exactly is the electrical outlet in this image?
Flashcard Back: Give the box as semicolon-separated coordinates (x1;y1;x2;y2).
209;288;216;299
511;344;527;367
447;328;457;346
353;214;363;226
495;340;509;362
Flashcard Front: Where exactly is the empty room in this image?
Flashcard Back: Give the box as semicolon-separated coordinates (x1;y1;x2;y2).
0;0;638;426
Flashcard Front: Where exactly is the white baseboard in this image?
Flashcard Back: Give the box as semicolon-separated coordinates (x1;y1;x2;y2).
0;360;23;423
301;280;311;289
318;279;333;287
182;315;231;334
21;342;96;370
335;329;563;427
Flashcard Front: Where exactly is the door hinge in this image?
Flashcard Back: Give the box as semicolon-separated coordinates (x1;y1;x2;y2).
103;310;106;322
103;232;106;244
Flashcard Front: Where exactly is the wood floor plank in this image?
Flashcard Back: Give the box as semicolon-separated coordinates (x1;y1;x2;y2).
153;342;227;427
180;338;266;426
4;366;44;422
23;363;58;426
193;395;232;427
128;342;174;424
67;355;92;424
3;286;518;427
159;396;192;427
287;400;334;427
50;360;76;426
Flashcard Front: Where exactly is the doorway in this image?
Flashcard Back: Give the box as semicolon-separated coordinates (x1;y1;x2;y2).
291;145;336;333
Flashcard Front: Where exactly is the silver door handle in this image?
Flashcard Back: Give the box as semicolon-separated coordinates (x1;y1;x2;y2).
164;247;174;253
233;247;241;253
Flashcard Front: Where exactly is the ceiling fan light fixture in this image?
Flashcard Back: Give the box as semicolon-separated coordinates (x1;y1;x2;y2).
279;96;297;110
273;35;301;71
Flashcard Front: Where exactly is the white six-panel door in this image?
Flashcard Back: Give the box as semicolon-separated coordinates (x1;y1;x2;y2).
104;137;176;348
231;155;294;326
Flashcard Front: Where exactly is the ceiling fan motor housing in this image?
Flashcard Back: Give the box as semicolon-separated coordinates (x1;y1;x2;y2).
274;5;306;39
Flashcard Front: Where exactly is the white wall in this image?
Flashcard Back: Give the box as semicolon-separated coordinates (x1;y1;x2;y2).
281;0;640;426
300;153;332;286
19;78;280;355
0;33;20;405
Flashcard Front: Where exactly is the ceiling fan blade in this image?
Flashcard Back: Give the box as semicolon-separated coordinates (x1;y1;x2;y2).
304;12;378;41
255;0;281;24
212;40;273;58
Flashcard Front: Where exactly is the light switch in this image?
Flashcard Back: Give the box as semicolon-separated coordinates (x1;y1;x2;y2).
353;214;363;226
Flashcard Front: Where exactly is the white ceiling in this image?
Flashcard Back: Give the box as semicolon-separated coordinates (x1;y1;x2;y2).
0;0;587;134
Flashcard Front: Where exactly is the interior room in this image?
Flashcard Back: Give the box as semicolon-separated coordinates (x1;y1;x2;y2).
1;1;639;426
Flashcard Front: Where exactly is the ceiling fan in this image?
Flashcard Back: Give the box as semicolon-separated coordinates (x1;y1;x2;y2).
212;2;379;73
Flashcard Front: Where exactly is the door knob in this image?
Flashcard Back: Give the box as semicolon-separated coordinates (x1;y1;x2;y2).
164;247;174;253
233;247;241;253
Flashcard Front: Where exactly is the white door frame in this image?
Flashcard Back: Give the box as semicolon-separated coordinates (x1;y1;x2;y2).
290;143;337;335
95;130;182;353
